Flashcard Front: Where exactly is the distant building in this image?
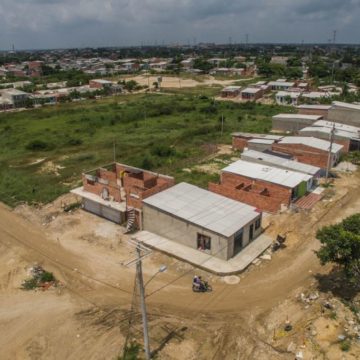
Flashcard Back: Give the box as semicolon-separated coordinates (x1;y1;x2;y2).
272;137;343;170
275;91;301;105
232;132;283;151
241;149;321;177
221;86;241;98
1;88;29;108
241;87;263;101
296;104;331;118
89;79;113;89
268;80;295;91
272;113;323;132
328;101;360;127
270;56;289;65
299;121;360;153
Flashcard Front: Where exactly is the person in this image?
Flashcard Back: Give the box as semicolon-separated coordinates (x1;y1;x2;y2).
193;275;201;290
198;276;205;291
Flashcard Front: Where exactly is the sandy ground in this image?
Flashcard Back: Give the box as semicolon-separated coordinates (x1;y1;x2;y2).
122;75;237;89
1;170;360;359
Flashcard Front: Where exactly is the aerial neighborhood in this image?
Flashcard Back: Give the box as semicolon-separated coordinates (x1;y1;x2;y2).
1;33;360;359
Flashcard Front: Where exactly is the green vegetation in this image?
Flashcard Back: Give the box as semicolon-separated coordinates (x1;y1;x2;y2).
316;214;360;282
117;342;141;360
0;93;290;206
340;339;351;352
21;267;56;290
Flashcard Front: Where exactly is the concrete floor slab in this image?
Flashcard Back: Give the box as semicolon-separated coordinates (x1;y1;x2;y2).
133;231;273;275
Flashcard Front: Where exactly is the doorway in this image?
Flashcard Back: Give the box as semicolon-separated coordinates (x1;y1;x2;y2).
249;224;254;241
233;229;243;256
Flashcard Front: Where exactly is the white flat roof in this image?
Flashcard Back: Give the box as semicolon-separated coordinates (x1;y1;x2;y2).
248;139;274;144
297;104;331;110
241;149;320;176
300;126;360;140
273;113;322;120
332;101;360;111
313;120;360;134
268;81;295;87
242;87;261;94
223;86;241;91
232;132;283;140
222;160;312;188
142;182;260;238
276;91;301;98
278;136;343;153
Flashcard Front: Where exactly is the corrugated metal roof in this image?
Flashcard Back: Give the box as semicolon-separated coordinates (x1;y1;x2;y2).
279;136;343;153
222;160;312;188
142;183;259;238
313;120;360;135
300;126;360;140
248;139;274;144
332;101;360;111
231;132;283;140
241;149;320;176
273;113;322;120
297;105;331;110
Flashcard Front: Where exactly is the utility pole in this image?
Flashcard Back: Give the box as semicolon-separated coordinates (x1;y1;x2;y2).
221;114;224;136
136;245;151;360
325;123;336;182
113;140;116;162
121;239;167;360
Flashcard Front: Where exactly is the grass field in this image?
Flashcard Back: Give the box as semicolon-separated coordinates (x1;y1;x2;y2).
0;92;292;206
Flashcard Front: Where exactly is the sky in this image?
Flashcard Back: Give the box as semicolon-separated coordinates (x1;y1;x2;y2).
0;0;360;50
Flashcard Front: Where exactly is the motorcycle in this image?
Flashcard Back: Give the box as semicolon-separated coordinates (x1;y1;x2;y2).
192;281;212;293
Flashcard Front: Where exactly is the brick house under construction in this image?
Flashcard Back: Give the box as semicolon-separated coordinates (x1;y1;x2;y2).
71;163;175;231
209;160;314;213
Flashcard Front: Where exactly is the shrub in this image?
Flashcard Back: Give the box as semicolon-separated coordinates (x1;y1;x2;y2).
22;278;38;290
151;145;176;157
340;340;351;352
40;271;55;282
26;140;54;151
67;138;83;146
141;156;154;170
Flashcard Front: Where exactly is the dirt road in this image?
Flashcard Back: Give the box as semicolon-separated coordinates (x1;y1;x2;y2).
1;172;359;359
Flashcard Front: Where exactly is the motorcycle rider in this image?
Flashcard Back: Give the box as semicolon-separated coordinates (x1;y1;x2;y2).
193;275;201;290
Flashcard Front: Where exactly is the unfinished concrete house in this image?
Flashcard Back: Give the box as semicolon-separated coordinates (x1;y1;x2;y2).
209;160;314;213
328;102;360;127
296;104;331;118
71;163;175;230
272;137;344;170
142;182;262;261
272;114;323;133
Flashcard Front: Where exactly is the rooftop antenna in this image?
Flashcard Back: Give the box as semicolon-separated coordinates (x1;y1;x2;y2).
333;30;337;44
246;34;249;46
228;36;232;46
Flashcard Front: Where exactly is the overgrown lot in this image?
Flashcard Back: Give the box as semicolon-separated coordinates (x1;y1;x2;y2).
0;93;292;206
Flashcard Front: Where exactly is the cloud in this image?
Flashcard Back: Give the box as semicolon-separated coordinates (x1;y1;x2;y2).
0;0;359;49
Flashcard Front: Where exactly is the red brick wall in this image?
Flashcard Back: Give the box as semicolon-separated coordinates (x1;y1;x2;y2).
232;137;250;150
334;139;350;153
272;143;329;168
298;108;329;118
221;172;292;205
82;176;122;202
209;182;286;213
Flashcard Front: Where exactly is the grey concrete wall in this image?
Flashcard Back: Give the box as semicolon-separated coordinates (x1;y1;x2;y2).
328;108;360;127
248;142;273;152
143;205;230;260
272;117;317;132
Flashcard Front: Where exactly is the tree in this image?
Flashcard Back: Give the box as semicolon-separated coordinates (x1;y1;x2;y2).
316;214;360;282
